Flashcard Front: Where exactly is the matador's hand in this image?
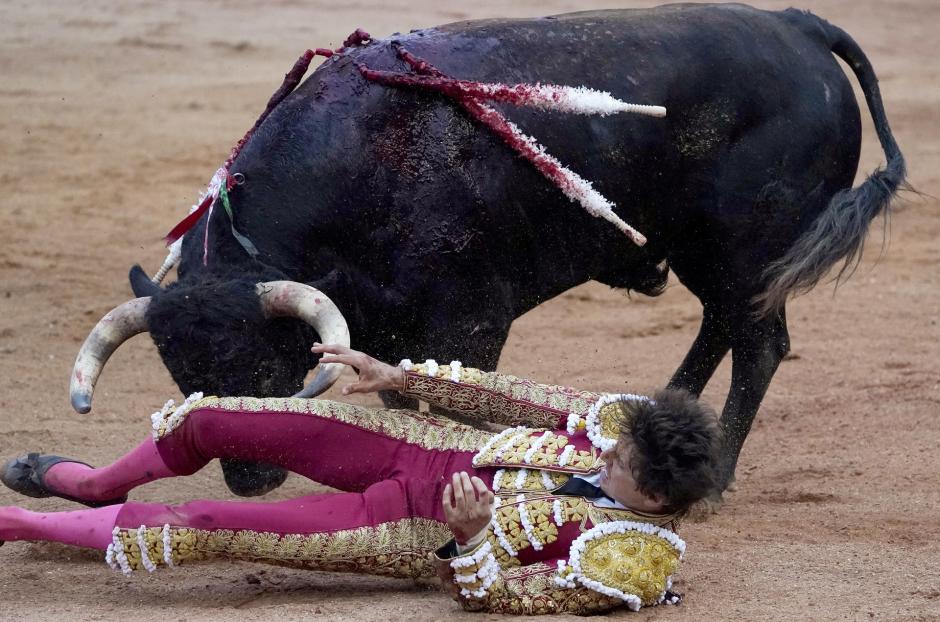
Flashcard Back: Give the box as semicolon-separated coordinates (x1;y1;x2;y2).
442;472;495;545
312;343;404;395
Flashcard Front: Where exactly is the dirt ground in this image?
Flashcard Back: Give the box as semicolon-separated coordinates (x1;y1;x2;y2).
0;0;938;620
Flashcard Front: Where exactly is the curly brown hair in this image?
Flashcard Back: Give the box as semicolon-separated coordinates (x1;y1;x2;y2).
618;389;721;514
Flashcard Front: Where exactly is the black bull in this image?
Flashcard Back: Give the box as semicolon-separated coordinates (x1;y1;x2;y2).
83;5;904;498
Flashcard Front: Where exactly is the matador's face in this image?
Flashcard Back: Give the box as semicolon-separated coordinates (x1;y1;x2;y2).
598;444;666;514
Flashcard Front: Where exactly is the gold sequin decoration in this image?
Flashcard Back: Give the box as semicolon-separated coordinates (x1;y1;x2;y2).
525;499;559;546
578;531;680;605
403;365;600;429
411;362;484;385
595;401;632;445
493;469;569;492
481;494;678;564
111;518;452;578
473;431;599;472
563;448;600;470
456;561;623;615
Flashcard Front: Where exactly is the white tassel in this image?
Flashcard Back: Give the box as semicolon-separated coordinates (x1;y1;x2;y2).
483;104;647;246
475;82;666;118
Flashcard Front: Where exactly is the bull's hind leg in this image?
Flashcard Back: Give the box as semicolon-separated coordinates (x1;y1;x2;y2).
716;306;790;491
668;302;731;397
664;299;777;496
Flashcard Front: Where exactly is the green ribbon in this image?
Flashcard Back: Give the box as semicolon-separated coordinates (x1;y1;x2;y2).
219;180;259;258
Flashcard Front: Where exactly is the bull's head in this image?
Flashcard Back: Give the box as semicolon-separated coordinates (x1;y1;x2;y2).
69;274;350;414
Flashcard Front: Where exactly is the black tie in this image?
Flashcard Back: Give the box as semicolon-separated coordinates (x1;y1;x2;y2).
554;476;614;502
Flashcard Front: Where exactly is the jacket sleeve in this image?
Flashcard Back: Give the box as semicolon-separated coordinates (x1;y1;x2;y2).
433;540;622;615
399;359;601;429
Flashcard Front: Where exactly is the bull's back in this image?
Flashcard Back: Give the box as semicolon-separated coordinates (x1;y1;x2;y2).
381;6;855;248
229;4;862;296
310;3;861;211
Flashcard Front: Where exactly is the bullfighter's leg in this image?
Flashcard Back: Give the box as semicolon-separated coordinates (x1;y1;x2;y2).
667;302;731;397
28;397;493;505
716;306;790;490
0;474;456;578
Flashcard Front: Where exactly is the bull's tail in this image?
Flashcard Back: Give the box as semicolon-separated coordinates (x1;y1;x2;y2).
754;11;907;315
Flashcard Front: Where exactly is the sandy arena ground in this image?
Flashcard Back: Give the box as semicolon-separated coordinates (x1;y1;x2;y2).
1;0;938;620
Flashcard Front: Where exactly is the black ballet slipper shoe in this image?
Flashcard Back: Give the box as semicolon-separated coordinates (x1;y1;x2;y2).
1;453;127;508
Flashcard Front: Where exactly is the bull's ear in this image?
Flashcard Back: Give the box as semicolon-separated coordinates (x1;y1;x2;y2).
129;264;164;297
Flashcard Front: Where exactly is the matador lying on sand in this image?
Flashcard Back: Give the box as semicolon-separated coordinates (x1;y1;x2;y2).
1;344;720;615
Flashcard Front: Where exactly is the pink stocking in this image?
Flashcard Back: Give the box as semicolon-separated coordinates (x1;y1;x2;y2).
43;440;177;503
0;504;121;549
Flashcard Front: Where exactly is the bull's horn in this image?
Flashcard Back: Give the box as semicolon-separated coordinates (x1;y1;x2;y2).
256;281;351;398
70;297;151;413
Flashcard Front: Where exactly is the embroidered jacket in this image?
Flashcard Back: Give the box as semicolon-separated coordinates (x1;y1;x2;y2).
401;360;684;615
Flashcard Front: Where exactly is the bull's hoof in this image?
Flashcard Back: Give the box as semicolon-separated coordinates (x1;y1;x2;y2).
687;473;737;521
220;459;288;497
685;494;723;523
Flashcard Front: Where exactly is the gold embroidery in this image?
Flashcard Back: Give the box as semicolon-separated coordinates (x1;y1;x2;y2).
111;526;206;570
496;504;528;554
485;531;523;567
579;531;680;604
533;433;570;466
412;362;484;385
403;366;600;429
497;435;535;464
453;521;682;613
153;396;493;453
473;428;534;465
489;497;584;558
565;448;600;470
111;518;452;578
565;497;590;523
473;430;600;472
456;562;623;614
526;499;559;546
493;469;569;492
452;566;485;592
113;506;679;614
482;494;678;565
595;401;631;445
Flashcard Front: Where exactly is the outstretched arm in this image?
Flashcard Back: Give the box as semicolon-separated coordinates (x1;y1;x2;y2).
400;359;600;429
312;344;601;429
